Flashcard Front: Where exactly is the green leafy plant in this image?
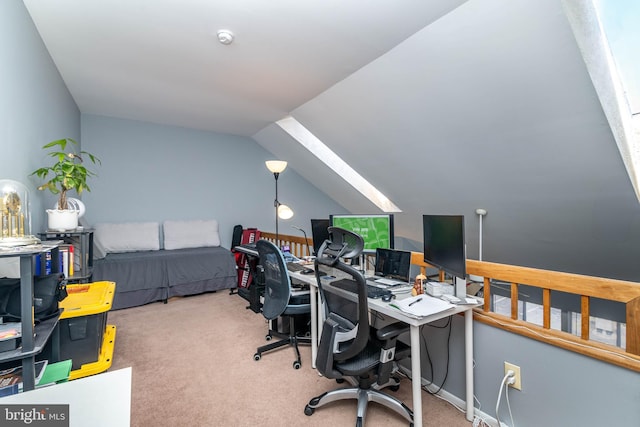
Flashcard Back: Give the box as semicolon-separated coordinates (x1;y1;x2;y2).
30;138;101;210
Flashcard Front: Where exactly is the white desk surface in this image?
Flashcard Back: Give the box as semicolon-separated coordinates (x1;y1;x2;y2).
1;367;132;427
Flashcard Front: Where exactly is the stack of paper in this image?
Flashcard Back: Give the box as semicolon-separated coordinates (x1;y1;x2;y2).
390;295;455;317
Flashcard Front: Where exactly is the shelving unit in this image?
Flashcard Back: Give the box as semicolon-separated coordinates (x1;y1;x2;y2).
0;244;61;391
38;229;94;283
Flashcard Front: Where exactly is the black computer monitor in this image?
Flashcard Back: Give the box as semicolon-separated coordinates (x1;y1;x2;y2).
310;219;331;256
329;214;394;253
374;248;411;282
422;214;466;280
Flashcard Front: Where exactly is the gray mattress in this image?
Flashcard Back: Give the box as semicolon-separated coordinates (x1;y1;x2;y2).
93;246;237;309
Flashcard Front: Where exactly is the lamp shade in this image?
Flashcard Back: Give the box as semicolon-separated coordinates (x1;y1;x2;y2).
277;204;294;219
265;160;287;174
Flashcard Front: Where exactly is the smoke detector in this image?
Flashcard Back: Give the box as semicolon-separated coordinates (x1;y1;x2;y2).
217;30;234;45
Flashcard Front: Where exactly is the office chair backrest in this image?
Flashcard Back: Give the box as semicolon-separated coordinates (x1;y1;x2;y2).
256;239;291;320
231;224;243;249
315;226;365;266
314;228;370;372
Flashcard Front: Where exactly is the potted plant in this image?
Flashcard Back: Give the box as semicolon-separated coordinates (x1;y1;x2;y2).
31;138;100;231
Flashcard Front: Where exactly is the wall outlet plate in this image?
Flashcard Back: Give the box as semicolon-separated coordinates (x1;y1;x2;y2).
504;361;522;390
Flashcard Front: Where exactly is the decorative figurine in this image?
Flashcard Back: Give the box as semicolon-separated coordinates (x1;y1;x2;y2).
412;274;427;296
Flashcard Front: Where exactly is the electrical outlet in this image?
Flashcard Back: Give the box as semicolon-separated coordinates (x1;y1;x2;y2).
504;361;522;390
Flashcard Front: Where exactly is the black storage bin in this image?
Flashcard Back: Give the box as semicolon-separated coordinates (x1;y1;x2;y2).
59;312;107;371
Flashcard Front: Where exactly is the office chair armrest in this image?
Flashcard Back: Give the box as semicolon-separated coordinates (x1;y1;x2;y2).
374;322;410;387
376;322;409;342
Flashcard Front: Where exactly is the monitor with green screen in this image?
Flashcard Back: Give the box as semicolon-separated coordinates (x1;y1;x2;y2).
330;214;394;253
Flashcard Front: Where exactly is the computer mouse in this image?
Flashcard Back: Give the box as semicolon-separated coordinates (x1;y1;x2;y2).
301;268;314;275
381;293;395;302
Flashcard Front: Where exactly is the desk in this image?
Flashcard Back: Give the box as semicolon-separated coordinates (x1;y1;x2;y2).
288;268;321;370
288;267;478;427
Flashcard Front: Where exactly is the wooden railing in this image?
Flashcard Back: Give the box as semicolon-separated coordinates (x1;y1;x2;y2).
411;252;640;372
259;232;640;372
260;232;313;258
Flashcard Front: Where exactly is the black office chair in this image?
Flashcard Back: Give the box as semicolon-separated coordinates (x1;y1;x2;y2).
305;227;413;426
253;239;311;369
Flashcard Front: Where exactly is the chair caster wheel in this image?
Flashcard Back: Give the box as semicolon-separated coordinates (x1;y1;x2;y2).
265;334;272;341
293;361;301;369
254;353;261;361
304;405;314;416
390;385;400;392
336;378;345;384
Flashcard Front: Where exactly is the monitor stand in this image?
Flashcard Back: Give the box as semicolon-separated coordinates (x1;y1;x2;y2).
455;276;467;299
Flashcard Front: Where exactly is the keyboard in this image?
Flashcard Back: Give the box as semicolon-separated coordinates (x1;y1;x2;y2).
286;262;306;272
336;279;392;299
374;277;408;287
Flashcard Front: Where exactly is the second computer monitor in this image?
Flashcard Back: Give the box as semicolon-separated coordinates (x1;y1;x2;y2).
310;218;331;256
374;248;411;282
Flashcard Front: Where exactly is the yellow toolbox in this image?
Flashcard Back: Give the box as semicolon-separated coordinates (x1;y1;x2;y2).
58;281;117;380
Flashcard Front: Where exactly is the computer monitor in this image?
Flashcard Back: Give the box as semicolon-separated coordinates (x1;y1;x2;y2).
329;214;394;253
374;248;411;282
422;214;466;281
310;218;331;256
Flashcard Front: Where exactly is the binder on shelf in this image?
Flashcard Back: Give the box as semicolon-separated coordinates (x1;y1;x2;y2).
68;245;74;276
37;359;72;387
35;251;53;276
58;244;74;278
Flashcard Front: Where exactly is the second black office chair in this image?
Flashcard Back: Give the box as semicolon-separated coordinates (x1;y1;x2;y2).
305;227;413;426
253;239;311;369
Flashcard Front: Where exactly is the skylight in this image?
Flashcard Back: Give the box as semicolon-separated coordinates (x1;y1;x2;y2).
564;0;640;202
593;0;640;115
276;116;401;213
593;0;640;202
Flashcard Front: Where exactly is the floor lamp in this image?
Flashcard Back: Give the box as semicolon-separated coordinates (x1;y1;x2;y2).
265;160;294;246
469;208;487;282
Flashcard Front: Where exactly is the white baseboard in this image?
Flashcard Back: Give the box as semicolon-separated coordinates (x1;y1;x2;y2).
398;365;500;427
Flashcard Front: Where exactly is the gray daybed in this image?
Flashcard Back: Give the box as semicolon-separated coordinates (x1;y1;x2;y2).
91;220;237;310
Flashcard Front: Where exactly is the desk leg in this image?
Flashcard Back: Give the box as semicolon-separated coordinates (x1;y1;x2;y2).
465;309;474;421
410;325;422;427
310;285;317;369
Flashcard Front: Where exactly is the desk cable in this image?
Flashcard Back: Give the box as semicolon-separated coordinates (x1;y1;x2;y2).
420;316;453;395
495;371;516;427
374;311;453;395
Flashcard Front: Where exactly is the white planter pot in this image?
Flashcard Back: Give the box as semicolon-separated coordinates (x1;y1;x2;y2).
46;209;79;231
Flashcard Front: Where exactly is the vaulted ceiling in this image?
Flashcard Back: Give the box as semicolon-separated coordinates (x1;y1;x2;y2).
23;0;467;136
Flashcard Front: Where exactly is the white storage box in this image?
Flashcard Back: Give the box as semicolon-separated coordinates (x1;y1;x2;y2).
425;281;454;297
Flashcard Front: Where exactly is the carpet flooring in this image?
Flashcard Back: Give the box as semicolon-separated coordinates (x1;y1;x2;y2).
107;290;473;427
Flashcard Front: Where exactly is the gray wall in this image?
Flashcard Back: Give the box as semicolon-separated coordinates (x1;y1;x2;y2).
256;0;640;283
0;0;80;234
472;322;640;426
80;114;346;248
411;317;640;427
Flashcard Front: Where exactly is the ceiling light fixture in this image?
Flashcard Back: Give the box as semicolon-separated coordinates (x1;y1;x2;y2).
217;29;234;45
